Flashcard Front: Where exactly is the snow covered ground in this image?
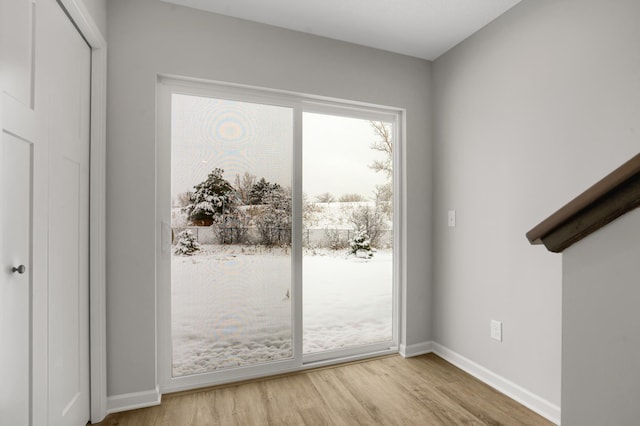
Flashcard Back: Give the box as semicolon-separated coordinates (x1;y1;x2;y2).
171;245;392;377
303;248;392;354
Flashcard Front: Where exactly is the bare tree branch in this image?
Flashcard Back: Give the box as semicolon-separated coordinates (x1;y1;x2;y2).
234;172;256;205
369;121;393;178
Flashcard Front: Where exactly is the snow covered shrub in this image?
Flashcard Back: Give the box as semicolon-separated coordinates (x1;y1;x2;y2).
215;208;249;244
325;228;347;250
349;230;373;258
302;193;324;227
252;185;292;246
348;205;385;248
174;230;200;256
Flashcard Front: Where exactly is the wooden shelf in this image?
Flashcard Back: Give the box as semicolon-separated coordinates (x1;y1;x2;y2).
527;153;640;253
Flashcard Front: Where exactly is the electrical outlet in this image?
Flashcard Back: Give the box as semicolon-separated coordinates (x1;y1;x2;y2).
448;210;456;227
491;320;502;342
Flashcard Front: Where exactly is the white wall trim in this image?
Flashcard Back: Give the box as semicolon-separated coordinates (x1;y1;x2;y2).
106;387;162;415
431;343;561;425
399;341;434;357
57;0;108;423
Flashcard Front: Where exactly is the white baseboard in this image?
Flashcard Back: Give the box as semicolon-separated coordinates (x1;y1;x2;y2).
106;386;162;415
431;343;560;425
399;341;434;357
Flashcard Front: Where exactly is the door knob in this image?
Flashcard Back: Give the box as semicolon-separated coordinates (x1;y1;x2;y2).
12;265;26;274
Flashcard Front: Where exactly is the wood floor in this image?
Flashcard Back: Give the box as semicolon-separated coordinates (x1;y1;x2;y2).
95;354;554;426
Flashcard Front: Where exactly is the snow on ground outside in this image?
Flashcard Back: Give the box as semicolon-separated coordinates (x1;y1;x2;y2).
302;247;392;354
171;245;392;377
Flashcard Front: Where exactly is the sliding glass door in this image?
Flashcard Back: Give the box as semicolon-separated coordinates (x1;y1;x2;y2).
157;78;400;392
169;94;294;378
302;112;394;361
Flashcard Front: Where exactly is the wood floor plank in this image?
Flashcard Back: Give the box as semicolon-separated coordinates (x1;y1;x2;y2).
377;358;485;425
202;383;269;425
438;379;551;426
306;368;380;425
330;361;471;425
259;375;325;425
332;363;417;424
95;354;555;426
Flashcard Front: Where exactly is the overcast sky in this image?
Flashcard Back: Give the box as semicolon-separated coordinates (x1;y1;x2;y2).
303;112;388;200
171;94;390;201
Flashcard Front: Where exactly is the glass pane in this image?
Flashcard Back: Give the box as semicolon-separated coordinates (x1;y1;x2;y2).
302;112;393;355
171;94;293;377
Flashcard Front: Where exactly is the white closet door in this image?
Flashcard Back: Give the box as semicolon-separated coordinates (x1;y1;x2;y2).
0;0;91;424
1;0;38;424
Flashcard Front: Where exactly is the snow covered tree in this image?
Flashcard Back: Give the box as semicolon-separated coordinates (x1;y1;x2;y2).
174;229;200;255
216;208;250;244
185;168;236;225
251;185;292;246
369;121;393;222
349;230;373;258
374;182;392;220
248;177;282;205
234;172;256;205
348;205;386;248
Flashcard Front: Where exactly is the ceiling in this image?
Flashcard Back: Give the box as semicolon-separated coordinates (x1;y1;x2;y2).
162;0;522;60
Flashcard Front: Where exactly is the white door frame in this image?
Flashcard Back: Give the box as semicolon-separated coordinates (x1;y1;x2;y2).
56;1;108;423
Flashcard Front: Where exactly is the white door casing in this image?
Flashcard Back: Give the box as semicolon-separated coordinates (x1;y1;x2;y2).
0;0;91;424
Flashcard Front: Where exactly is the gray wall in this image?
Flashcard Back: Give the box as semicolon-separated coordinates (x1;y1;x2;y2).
433;0;640;408
106;0;432;397
563;208;640;425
